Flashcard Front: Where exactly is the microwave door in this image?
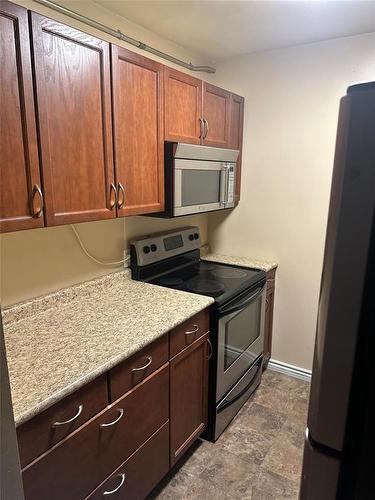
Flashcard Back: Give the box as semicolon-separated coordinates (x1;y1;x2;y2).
173;160;224;216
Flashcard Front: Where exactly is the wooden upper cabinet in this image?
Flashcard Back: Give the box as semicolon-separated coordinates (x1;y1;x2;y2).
30;14;116;226
0;1;43;233
111;47;164;216
164;67;202;144
229;93;245;202
202;83;231;148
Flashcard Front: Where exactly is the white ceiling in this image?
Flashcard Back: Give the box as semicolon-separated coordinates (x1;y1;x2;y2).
96;0;375;62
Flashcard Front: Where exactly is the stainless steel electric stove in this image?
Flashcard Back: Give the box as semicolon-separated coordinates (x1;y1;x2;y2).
130;226;266;441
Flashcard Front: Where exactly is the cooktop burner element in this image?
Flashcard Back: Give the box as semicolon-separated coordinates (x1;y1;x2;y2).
157;277;185;288
186;279;225;297
194;262;216;272
211;268;248;279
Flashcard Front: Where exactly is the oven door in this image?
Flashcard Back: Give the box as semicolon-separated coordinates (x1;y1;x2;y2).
174;159;235;216
216;282;266;402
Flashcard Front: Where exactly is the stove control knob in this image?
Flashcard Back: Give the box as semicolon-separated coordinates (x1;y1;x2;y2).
194;233;199;240
143;245;150;254
150;244;157;252
189;234;194;241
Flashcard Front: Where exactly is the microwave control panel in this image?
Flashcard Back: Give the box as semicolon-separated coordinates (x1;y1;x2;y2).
227;164;235;204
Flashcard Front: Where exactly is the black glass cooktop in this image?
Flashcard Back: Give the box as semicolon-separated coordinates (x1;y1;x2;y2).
149;260;266;305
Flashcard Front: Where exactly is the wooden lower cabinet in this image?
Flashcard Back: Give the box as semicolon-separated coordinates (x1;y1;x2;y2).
169;308;209;358
170;333;209;466
263;269;276;368
22;365;169;500
109;334;169;402
20;309;211;499
86;422;169;499
17;374;108;468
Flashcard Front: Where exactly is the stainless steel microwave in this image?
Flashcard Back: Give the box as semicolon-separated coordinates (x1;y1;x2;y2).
152;142;239;218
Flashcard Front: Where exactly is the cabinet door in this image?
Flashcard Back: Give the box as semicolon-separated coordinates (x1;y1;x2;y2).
111;47;164;216
0;1;43;233
229;93;244;202
30;14;116;226
202;83;231;148
170;333;209;467
164;67;202;144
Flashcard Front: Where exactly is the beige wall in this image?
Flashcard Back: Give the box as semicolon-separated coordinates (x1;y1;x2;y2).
209;33;375;370
0;215;208;306
0;0;212;307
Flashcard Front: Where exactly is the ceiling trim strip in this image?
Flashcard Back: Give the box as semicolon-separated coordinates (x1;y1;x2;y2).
33;0;216;74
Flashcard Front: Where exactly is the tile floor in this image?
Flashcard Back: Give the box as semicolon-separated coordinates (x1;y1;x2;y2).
150;368;310;499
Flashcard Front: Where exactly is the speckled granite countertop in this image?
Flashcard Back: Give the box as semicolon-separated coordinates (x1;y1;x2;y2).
202;253;278;272
2;271;213;427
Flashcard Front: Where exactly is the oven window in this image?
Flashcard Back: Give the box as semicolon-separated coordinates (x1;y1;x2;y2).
224;297;261;371
181;170;220;206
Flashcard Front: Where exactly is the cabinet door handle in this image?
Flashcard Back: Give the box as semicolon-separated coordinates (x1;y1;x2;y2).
207;338;213;360
199;117;204;139
103;473;126;496
31;184;44;218
266;298;270;312
109;183;118;210
132;356;152;372
185;324;199;336
100;408;124;428
52;405;83;427
203;118;209;139
117;183;125;209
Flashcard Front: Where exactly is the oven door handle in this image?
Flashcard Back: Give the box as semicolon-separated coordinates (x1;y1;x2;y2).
219;284;265;316
217;358;262;413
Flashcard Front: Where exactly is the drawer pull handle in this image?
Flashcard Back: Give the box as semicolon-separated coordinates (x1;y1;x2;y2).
52;405;83;427
100;408;124;428
185;324;199;336
103;473;126;496
132;356;152;372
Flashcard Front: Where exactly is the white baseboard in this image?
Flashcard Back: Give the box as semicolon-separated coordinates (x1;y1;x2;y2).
268;358;312;382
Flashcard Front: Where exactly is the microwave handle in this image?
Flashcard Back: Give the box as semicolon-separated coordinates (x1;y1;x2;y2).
220;165;229;206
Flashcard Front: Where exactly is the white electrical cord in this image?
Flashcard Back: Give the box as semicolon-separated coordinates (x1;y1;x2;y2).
70;225;128;267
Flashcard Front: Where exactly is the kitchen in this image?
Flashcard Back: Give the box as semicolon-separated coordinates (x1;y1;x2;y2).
1;1;375;499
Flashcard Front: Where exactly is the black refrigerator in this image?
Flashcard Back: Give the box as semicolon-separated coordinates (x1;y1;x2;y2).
300;81;375;499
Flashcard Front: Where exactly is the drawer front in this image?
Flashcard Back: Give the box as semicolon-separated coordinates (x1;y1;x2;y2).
170;309;210;358
17;374;108;468
22;364;169;500
86;422;169;500
109;335;168;402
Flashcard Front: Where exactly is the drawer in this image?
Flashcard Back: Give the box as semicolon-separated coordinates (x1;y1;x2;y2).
86;422;169;499
170;308;210;358
17;374;108;468
22;364;169;500
109;335;168;402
